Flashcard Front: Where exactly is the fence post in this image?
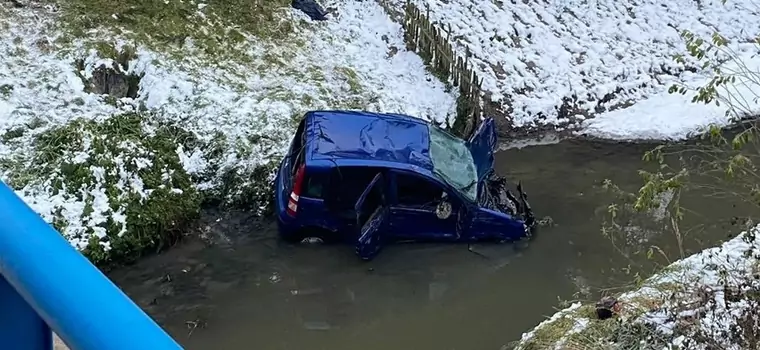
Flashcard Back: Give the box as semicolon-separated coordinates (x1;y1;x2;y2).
397;0;486;137
0;276;52;350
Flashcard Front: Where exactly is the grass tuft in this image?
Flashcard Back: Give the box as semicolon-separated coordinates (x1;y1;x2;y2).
12;113;202;267
54;0;302;63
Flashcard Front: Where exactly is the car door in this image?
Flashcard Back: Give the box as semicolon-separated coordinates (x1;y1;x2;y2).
466;117;497;181
354;173;389;260
388;171;462;242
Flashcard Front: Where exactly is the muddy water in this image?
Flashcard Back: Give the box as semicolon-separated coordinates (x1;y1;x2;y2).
108;137;756;350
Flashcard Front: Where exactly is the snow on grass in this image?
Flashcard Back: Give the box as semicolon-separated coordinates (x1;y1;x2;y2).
0;1;455;263
514;223;760;350
579;43;760;141
407;0;760;131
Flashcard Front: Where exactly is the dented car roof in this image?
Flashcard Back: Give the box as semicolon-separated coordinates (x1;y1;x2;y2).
304;110;435;171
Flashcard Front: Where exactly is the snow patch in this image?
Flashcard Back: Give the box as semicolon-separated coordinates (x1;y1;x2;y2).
580;44;760;141
412;0;760;137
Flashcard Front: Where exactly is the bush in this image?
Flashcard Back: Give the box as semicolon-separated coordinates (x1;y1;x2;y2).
9;113;202;267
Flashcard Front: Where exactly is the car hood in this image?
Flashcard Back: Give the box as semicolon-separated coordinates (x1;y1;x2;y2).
466;118;497;181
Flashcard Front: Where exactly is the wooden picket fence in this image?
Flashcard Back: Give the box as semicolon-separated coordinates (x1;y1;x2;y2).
399;1;484;138
374;0;484;137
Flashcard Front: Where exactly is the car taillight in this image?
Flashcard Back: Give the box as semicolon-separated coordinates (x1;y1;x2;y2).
287;164;305;217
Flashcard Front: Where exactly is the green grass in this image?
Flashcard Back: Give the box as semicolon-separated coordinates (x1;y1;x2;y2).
0;0;385;268
0;110;288;267
516;314;576;350
182;129;282;213
514;267;710;350
6;113;202;267
52;0;303;64
515;302;668;350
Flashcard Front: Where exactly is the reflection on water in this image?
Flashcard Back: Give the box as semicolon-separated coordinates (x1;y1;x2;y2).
108;138;756;350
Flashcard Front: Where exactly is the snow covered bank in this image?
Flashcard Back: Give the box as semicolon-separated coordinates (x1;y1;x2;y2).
579;43;760;141
406;0;760;139
0;1;455;263
514;223;760;350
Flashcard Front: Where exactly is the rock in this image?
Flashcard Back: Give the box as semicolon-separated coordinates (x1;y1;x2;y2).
386;46;399;59
89;62;137;98
34;38;52;54
292;0;329;21
7;0;27;8
595;296;620;320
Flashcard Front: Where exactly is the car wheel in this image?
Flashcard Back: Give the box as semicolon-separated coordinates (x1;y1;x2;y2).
282;227;335;244
281;231;308;243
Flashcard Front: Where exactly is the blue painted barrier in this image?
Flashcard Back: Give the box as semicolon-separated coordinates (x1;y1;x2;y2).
0;275;52;350
0;181;183;350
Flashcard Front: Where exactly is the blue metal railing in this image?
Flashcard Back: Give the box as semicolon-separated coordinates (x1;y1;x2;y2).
0;181;182;350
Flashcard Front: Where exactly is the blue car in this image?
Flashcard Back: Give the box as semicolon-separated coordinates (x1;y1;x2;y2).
274;110;535;260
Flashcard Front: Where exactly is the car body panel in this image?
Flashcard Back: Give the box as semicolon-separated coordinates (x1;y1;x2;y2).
386;169;462;242
467;118;498;181
468;208;529;241
305;110;434;170
354;173;388;260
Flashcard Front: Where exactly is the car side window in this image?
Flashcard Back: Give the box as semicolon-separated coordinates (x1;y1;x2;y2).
395;173;444;207
303;172;324;199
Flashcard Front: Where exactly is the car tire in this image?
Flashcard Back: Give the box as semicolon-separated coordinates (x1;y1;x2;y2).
281;231;308;244
282;227;336;244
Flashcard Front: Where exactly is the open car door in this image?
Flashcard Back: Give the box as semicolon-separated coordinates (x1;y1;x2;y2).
466;117;497;181
354;173;388;260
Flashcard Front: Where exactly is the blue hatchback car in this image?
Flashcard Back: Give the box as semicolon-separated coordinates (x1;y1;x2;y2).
274;110;535;260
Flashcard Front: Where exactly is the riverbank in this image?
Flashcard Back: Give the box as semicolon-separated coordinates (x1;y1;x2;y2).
514;222;760;350
399;0;760;140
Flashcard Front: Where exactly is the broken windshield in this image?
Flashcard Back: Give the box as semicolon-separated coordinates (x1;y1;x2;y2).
428;125;478;202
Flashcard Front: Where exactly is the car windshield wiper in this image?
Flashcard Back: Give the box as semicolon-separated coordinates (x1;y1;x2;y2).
460;179;477;193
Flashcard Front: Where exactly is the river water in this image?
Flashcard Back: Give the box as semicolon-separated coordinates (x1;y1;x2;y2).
108;136;756;350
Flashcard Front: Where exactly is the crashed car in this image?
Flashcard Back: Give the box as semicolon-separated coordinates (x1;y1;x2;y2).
274;110;535;260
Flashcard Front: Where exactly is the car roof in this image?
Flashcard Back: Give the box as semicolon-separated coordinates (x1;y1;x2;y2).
304;110;435;171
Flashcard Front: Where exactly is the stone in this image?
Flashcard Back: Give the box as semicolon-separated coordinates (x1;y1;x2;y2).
595;296;620;320
34;38;52;54
89;62;133;98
